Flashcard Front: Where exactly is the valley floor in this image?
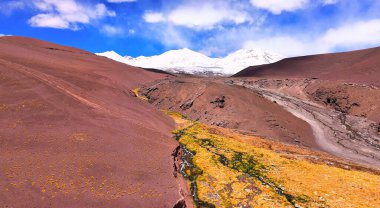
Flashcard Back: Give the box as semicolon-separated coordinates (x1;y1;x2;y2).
231;79;380;168
168;111;380;208
2;36;380;208
136;77;380;207
140;77;380;169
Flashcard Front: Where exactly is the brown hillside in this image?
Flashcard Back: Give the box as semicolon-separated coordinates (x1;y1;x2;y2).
0;36;185;207
234;47;380;86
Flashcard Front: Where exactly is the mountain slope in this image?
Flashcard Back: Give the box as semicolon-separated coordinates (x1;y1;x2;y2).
96;48;284;75
168;112;380;207
0;36;185;207
234;47;380;86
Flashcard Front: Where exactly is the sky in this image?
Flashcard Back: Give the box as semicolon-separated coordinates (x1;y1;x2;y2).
1;0;380;58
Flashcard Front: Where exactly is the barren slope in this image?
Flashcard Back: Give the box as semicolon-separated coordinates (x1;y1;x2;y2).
229;78;380;167
140;76;380;168
234;47;380;87
0;36;185;207
230;47;380;167
141;78;317;149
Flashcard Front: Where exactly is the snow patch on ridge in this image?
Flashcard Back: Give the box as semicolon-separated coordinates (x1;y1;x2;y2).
96;48;285;75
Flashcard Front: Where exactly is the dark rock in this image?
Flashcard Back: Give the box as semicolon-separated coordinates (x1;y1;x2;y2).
212;120;228;127
351;102;360;107
326;97;337;104
145;87;158;94
180;100;193;110
210;96;225;108
173;199;187;208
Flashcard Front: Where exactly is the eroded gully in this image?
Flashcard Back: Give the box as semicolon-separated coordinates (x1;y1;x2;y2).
229;80;380;168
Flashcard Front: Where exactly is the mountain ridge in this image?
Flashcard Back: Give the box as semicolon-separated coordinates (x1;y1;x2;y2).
233;46;380;87
96;48;284;75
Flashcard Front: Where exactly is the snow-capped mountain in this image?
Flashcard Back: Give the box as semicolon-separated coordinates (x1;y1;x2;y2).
96;48;284;75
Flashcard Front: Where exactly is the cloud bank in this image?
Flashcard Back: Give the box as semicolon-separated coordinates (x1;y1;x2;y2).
249;0;308;14
107;0;136;3
140;0;380;57
143;1;253;30
28;0;115;30
2;0;380;57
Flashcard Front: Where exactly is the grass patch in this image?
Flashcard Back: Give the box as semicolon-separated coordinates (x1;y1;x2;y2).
166;111;380;208
132;88;148;101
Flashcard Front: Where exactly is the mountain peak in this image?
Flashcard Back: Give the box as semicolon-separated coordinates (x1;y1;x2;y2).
162;48;207;57
96;48;285;75
96;51;126;63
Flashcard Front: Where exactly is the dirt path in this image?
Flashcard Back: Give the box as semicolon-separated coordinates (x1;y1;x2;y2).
231;80;380;168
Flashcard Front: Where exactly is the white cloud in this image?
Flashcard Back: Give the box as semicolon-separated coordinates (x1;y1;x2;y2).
143;12;165;23
244;36;323;57
143;1;252;30
28;0;115;30
142;24;189;49
29;14;70;29
101;25;124;36
320;19;380;49
167;2;251;29
322;0;339;5
160;26;189;48
107;0;136;3
196;25;265;57
250;0;309;14
0;1;25;15
243;19;380;57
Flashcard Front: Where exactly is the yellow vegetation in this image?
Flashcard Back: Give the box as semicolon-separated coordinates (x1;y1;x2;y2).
0;104;7;112
70;132;90;141
167;111;380;208
132;88;148;101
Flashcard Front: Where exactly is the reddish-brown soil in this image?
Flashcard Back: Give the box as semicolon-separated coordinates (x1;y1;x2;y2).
229;78;380;123
141;78;318;149
1;36;379;207
306;81;380;122
141;50;380;168
234;47;380;87
0;36;186;207
230;47;380;167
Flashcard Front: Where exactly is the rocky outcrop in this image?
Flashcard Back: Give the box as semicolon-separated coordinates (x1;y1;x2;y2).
210;96;225;108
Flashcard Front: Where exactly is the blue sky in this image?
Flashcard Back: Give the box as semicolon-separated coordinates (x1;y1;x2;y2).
1;0;380;57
